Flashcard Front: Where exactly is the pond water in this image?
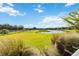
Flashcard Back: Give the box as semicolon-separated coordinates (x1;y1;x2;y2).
41;30;64;34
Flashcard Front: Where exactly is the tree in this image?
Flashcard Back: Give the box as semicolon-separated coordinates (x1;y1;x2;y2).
63;10;79;29
18;25;24;30
13;25;18;30
33;27;37;29
2;24;12;30
0;24;24;31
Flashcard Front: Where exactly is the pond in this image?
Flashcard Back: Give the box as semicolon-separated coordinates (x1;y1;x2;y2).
41;30;64;34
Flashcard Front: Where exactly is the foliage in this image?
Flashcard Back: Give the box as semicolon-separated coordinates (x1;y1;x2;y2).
0;24;24;31
0;29;9;34
33;27;37;29
63;10;79;29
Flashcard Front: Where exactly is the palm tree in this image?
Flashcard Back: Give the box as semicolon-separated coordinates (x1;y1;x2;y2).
63;10;79;29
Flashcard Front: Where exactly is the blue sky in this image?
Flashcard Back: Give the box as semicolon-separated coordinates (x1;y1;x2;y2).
0;3;79;28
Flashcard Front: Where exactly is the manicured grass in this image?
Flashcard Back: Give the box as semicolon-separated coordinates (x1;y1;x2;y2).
0;31;53;50
64;30;79;33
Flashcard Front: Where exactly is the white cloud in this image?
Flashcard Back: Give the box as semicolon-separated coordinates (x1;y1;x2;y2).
37;16;69;28
34;4;44;13
42;16;61;24
65;3;76;7
0;3;3;7
0;3;25;16
35;8;43;13
24;16;69;28
7;3;14;7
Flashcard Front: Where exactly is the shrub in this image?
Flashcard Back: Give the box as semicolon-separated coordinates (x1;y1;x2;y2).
0;29;9;34
52;33;79;56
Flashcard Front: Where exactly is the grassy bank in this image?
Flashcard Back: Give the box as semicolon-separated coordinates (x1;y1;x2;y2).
1;30;78;56
0;30;53;50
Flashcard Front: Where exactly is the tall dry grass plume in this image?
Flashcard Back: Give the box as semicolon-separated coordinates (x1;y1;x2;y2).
0;39;43;56
52;33;79;56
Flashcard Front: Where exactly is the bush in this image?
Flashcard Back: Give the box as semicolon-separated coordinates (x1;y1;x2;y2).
0;29;9;34
52;33;79;56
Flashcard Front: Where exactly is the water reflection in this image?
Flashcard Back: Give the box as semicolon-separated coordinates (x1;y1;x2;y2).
41;30;64;34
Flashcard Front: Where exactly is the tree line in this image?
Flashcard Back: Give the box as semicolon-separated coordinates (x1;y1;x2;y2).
0;24;24;31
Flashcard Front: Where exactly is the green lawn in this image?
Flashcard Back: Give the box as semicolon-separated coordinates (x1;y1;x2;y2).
0;30;53;50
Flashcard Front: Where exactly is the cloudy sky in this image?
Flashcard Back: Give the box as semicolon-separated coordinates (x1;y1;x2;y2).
0;3;78;28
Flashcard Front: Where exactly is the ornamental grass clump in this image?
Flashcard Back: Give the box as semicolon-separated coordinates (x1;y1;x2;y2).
0;39;43;56
52;33;79;56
